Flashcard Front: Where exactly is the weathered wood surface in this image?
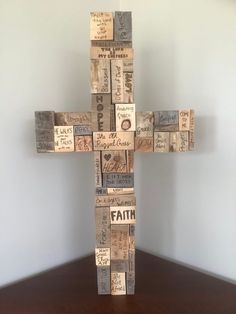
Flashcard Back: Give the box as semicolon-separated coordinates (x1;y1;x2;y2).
111;260;128;272
111;272;126;295
91;94;111;132
90;12;113;41
114;11;132;42
136;111;153;137
91;60;111;94
35;111;55;153
95;207;110;247
95;187;107;195
97;266;111;295
55;112;91;127
126;150;134;172
94;151;102;187
107;188;134;195
177;131;189;152
123;72;134;103
116;104;136;131
111;59;124;103
74;135;93;152
91;40;132;48
111;225;129;260
90;47;134;60
74;124;92;136
154;132;170;153
154;111;179;132
103;173;134;188
93;132;134;151
135;137;153;152
95;248;110;266
96;194;136;207
102;151;127;173
54;126;74;152
110;206;136;224
126;271;135;295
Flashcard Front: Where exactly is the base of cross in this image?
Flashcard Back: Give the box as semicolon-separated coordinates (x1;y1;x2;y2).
34;11;195;296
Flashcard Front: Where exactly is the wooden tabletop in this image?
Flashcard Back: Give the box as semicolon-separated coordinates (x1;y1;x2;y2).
0;250;235;314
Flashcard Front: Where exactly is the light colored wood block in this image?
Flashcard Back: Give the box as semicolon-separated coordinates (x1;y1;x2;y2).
128;250;135;272
111;272;126;295
111;225;129;260
91;40;132;48
169;132;178;152
154;111;179;132
123;72;134;103
110;206;136;224
126;271;135;295
136;111;154;137
94;151;102;187
107;188;134;195
102;151;127;173
96;194;136;207
129;224;135;236
90;47;133;60
126;150;134;173
55;112;91;126
179;109;191;131
95;248;110;266
110;104;116;132
74;135;93;152
95;207;110;247
111;60;124;103
129;235;135;251
123;60;133;73
111;260;128;272
97;266;110;295
177;131;189;152
154;132;170;153
54;126;74;152
135;137;153;152
116;104;136;131
91;94;111;132
91;60;111;94
103;173;134;188
90;12;113;41
93;132;134;151
114;11;132;42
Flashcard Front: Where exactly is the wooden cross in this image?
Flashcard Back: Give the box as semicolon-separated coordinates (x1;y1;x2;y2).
34;11;195;296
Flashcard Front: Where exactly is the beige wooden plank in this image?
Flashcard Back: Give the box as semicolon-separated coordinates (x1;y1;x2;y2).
54;126;74;152
55;112;91;126
111;272;126;295
93;132;134;151
123;60;133;73
96;194;136;207
136;111;154;137
123;72;134;103
189;110;195;151
95;207;110;247
129;235;135;251
111;59;124;103
110;206;136;224
102;151;127;173
116;104;136;131
107;188;134;195
154;132;170;153
91;60;111;94
179;109;191;131
91;94;111;132
154;111;179;132
94;151;102;187
128;249;135;272
90;47;133;60
95;248;110;266
110;104;116;131
90;12;113;41
91;40;132;48
126;150;134;173
114;11;132;42
135;137;153;152
111;225;129;260
177;131;189;152
169;132;178;152
74;135;93;152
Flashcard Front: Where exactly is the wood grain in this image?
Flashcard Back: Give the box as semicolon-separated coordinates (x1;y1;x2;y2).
90;47;133;60
91;94;111;132
90;12;113;41
54;126;74;152
91;60;111;94
93;132;134;151
114;11;132;42
74;135;93;152
116;104;136;131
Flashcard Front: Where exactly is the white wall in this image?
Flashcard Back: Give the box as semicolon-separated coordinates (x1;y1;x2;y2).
120;0;236;282
1;0;236;287
0;0;119;287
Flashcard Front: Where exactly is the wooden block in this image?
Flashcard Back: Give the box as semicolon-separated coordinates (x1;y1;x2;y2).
91;40;132;48
54;126;74;152
35;111;55;129
95;248;110;266
90;47;134;60
90;12;113;41
74;125;92;136
36;141;54;153
189;131;195;151
123;60;133;73
96;194;136;207
169;132;178;152
103;173;134;188
123;72;134;103
179;109;191;131
114;11;132;42
91;60;111;94
97;266;110;295
111;260;128;272
177;131;189;152
110;206;136;224
154;111;179;131
116;104;136;131
136;112;154;137
129;224;135;236
93;132;134;151
129;235;135;250
95;207;110;247
55;112;91;126
189;110;195;151
111;225;129;260
95;187;107;195
94;151;102;187
102;151;127;173
126;272;135;295
107;188;134;195
154;132;170;153
111;272;126;295
135;137;153;152
128;249;135;272
91;94;111;132
110;104;116;132
111;60;124;103
74;135;93;152
126;150;134;173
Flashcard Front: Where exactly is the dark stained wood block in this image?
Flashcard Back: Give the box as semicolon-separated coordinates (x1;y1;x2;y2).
0;250;235;314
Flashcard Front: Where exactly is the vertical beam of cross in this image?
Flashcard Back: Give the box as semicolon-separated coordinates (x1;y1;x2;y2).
34;11;195;296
